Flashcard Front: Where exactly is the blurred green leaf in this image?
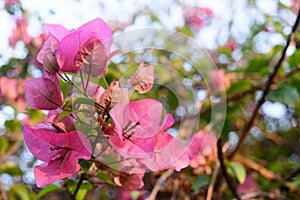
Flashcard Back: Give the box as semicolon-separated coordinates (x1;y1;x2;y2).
245;57;269;74
10;184;34;200
79;159;93;172
0;137;9;153
95;171;115;185
227;80;252;94
5;119;21;132
192;175;210;193
75;182;93;200
268;84;299;106
289;49;300;68
229;162;246;183
0;162;24;176
28;109;45;124
36;184;60;199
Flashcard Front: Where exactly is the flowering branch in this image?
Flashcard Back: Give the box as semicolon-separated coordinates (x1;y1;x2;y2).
217;140;240;200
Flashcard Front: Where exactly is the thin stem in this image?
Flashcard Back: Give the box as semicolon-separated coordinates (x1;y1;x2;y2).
206;161;220;200
84;63;92;94
217;140;241;200
146;169;174;200
229;9;300;159
232;155;282;181
79;71;86;95
72;173;85;199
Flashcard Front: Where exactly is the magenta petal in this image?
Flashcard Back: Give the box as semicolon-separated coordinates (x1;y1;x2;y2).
25;73;63;110
56;31;81;73
109;103;130;141
75;37;108;77
24;126;56;162
77;18;112;52
34;159;79;187
161;114;174;131
129;99;162;126
45;24;70;41
141;132;189;171
48;108;75;132
109;134;155;159
128;62;154;94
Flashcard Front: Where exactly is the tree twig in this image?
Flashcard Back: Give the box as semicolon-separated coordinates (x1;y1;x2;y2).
206;161;220;200
228;9;300;159
145;169;174;200
217;140;241;200
232;156;282;181
72;173;86;199
240;191;287;200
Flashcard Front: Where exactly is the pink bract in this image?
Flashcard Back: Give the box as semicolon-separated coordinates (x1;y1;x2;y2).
128;62;154;94
187;130;217;168
106;99;169;158
237;175;259;194
25;72;63;110
24;125;91;187
56;18;112;75
114;172;144;191
139;115;189;171
37;24;70;73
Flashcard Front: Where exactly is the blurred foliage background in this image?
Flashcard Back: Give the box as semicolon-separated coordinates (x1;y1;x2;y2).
0;0;300;199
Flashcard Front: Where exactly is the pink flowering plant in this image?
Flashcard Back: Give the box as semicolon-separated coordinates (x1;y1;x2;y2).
24;18;199;196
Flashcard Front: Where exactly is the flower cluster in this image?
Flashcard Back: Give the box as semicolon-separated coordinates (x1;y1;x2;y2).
24;18;190;190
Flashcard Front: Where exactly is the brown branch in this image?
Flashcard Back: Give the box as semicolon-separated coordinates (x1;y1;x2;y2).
241;192;287;200
228;9;300;159
145;169;174;200
206;161;220;200
217;140;241;200
71;173;86;199
232;156;282;181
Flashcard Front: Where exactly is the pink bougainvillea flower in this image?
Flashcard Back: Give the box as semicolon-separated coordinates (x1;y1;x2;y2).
0;77;26;112
187;130;217;169
9;18;32;49
113;172;144;191
184;7;213;30
106;99;168;158
139;115;189;171
37;24;70;73
25;72;63;110
237;175;259;194
56;18;113;75
47;108;75;132
128;62;154;94
209;69;230;91
24;125;91;187
5;0;19;8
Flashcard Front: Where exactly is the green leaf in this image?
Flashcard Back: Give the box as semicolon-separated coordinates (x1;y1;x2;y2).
5;119;22;132
268;84;300;106
10;184;34;200
28;109;45;124
245;57;269;74
79;159;94;172
75;182;93;200
95;171;115;185
230;162;246;183
0;137;9;153
0;162;24;176
227;80;252;94
289;49;300;68
192;175;210;193
36;184;60;199
56;110;73;122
